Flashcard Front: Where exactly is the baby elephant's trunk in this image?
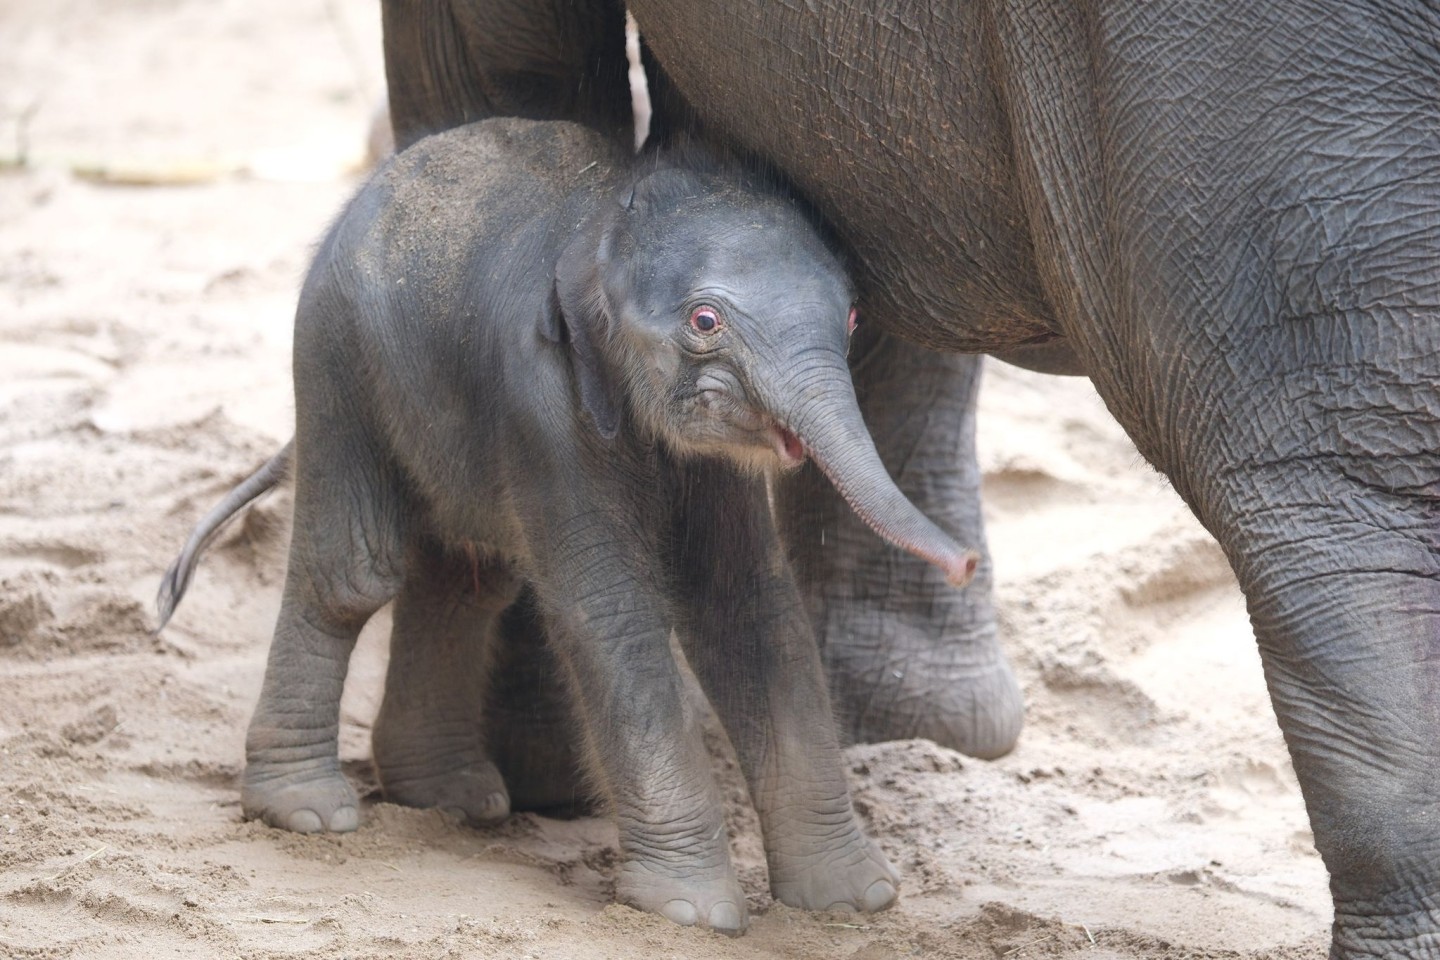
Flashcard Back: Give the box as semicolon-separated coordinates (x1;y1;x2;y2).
768;357;979;588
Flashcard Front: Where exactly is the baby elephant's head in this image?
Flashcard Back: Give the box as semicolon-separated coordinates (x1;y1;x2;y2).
553;163;978;587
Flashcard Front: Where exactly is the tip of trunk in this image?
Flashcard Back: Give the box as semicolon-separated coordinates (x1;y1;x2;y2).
948;550;981;588
772;364;980;589
808;443;981;590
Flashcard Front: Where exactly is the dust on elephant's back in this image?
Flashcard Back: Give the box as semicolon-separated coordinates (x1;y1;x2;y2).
349;121;623;311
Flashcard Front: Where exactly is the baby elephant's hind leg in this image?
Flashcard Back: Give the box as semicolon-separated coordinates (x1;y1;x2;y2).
243;433;406;834
484;588;590;816
372;539;517;825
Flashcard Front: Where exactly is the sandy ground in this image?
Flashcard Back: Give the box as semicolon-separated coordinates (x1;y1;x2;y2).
1;2;1334;957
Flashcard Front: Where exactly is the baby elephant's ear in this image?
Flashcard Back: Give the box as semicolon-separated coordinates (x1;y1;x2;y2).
552;244;622;441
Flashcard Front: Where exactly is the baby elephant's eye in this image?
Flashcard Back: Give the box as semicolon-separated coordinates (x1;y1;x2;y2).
847;307;858;335
689;306;723;335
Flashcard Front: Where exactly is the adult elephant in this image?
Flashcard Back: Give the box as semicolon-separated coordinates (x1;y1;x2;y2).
379;2;1440;956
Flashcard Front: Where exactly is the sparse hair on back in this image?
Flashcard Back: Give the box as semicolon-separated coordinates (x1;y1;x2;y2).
627;135;849;262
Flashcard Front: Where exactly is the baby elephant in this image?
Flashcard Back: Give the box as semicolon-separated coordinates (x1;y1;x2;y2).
158;117;977;933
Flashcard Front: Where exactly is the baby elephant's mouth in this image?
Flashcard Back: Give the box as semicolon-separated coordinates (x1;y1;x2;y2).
690;392;807;468
770;425;807;468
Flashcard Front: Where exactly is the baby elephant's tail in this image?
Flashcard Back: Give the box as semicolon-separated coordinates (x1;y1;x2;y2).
155;440;294;631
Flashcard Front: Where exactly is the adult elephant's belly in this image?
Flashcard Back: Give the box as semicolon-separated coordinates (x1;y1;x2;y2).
631;1;1056;354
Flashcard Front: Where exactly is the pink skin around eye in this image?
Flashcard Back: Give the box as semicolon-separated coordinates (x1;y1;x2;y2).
847;307;858;334
690;307;721;334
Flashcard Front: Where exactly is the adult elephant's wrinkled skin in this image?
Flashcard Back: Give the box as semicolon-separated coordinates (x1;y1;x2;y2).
379;3;1440;955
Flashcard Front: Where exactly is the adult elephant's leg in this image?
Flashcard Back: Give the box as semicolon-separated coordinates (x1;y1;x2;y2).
778;330;1022;759
991;5;1440;950
371;537;516;825
1208;460;1440;957
1131;322;1440;955
379;0;632;150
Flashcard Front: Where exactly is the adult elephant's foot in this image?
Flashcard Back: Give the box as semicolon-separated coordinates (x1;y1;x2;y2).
828;618;1023;760
241;761;360;834
801;534;1023;758
780;340;1022;759
768;830;900;914
616;857;748;935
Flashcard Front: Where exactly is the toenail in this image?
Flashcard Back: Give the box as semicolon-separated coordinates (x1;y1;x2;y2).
287;809;323;833
708;901;744;932
862;879;898;912
660;899;699;926
826;901;858;914
329;806;359;832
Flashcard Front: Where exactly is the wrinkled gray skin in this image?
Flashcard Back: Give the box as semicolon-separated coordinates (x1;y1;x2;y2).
159;118;992;932
377;2;1440;956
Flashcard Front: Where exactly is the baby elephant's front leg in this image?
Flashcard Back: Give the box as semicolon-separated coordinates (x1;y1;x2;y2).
674;464;900;915
533;510;746;935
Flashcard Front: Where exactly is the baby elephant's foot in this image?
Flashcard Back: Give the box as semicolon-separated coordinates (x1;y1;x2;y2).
241;767;360;834
617;860;749;935
379;759;511;826
769;834;900;914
